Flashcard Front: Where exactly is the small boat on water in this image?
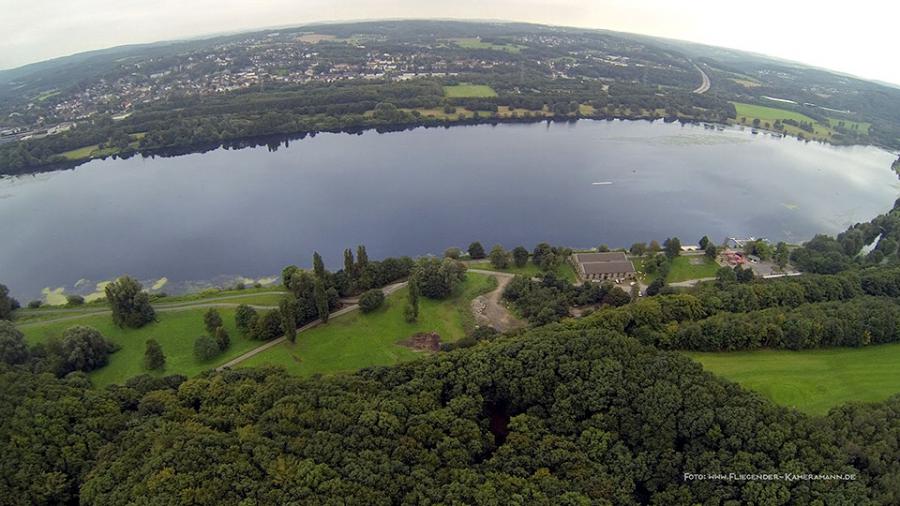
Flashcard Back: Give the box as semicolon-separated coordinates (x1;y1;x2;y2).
592;181;613;185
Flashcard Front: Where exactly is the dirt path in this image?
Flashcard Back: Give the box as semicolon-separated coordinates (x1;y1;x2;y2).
468;269;525;332
215;281;407;370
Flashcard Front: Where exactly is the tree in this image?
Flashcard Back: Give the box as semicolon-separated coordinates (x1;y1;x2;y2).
597;244;610;252
532;242;553;266
407;272;420;322
775;242;790;269
444;247;462;259
359;289;385;313
646;277;666;296
314;278;329;323
630;283;641;300
252;311;283;341
629;243;647;256
105;276;156;328
699;236;710;249
648;240;661;253
281;265;300;290
488;244;510;269
705;243;718;260
313;251;325;280
0;283;14;320
467;241;485;259
736;265;755;283
279;297;298;343
343;249;355;277
193;335;220;361
235;304;258;335
416;257;467;299
214;327;230;351
0;320;29;365
356;245;369;273
716;266;737;286
512;246;529;268
663;237;682;258
203;308;223;335
143;339;165;370
58;326;119;374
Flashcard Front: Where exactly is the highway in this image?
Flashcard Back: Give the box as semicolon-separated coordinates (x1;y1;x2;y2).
692;62;710;94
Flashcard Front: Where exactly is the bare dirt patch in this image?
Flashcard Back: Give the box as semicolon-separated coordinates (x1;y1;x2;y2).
399;332;441;352
471;274;525;332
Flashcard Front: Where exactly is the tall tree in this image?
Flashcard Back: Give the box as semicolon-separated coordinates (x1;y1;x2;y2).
214;327;230;351
314;278;329;323
279;296;298;343
143;339;165;370
489;244;510;269
775;242;790;269
356;245;369;273
105;276;156;328
407;272;420;322
343;249;355;278
313;251;325;280
0;321;29;365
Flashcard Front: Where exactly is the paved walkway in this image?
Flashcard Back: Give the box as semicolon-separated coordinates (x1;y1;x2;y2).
215;281;407;371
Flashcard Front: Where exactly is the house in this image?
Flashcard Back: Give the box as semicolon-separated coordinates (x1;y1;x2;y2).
572;252;636;282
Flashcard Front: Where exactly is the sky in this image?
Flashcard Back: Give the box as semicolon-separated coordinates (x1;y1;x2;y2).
1;0;898;85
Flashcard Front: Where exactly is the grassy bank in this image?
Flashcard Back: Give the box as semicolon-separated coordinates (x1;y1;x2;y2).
240;273;495;377
687;343;900;415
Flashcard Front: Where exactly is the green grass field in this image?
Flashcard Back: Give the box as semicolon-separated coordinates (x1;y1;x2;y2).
827;117;871;135
687;343;900;415
468;261;578;283
731;102;836;141
666;255;719;283
239;273;495;377
443;84;498;98
19;307;261;387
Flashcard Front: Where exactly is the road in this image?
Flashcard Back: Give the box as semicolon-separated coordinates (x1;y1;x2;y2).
215;281;408;371
692;62;710;94
468;269;524;332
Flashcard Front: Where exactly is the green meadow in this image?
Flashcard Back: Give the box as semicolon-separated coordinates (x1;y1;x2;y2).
240;273;496;377
443;83;498;98
687;343;900;416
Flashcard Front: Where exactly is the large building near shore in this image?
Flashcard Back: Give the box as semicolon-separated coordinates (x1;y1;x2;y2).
572;252;636;282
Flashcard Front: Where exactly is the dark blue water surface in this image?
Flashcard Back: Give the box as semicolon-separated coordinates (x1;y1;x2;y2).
2;119;898;299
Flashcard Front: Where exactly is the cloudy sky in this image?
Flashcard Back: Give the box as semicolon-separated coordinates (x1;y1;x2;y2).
2;0;898;85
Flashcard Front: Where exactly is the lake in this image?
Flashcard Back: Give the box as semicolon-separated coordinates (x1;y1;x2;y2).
2;119;898;300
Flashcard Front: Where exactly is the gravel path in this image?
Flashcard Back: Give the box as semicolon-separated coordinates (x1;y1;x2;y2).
468;269;525;332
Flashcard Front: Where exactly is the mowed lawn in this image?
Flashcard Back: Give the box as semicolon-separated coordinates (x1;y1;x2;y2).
687;343;900;416
443;84;498;98
667;255;719;283
732;101;834;140
20;307;262;387
239;273;496;377
468;260;578;283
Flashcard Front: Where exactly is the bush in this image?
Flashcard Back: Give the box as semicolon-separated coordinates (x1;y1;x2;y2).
66;295;85;306
27;300;42;309
488;245;510;269
193;335;221;361
444;247;462;259
57;326;119;374
467;241;485;259
359;289;385;313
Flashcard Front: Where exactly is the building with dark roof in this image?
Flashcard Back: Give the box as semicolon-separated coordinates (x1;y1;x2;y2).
572;252;636;282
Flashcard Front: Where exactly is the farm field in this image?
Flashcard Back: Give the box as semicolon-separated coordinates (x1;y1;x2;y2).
731;102;836;141
240;273;496;377
468;260;578;282
687;343;900;415
443;83;498;98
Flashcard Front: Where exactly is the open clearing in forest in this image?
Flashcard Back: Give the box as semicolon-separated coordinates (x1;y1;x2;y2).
239;273;495;377
687;343;900;415
443;84;498;98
